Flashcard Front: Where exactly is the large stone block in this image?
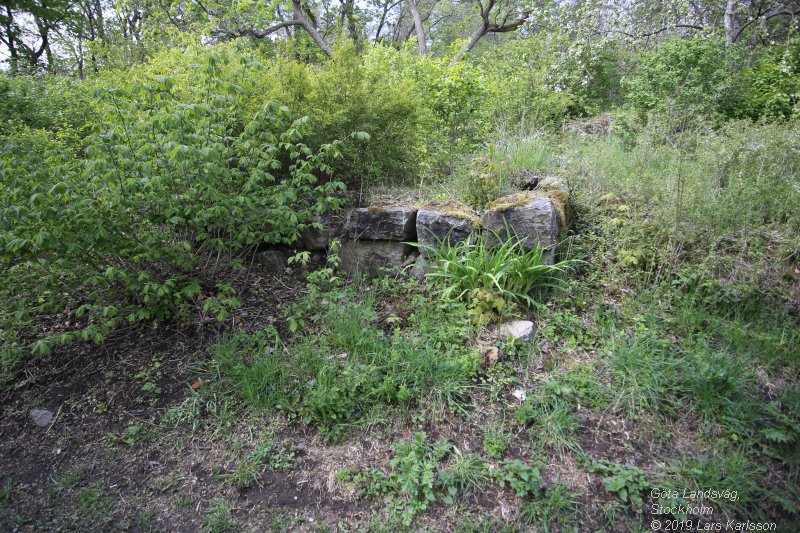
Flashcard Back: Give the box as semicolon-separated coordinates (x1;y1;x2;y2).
301;215;346;251
416;203;480;251
482;192;560;256
346;206;417;241
537;175;570;226
339;240;413;277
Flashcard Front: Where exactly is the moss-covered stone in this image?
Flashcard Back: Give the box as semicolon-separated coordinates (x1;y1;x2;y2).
417;202;480;250
482;192;560;260
420;201;481;227
489;188;568;228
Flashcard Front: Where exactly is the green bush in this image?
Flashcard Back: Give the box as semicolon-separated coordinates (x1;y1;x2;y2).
480;33;623;130
623;35;742;121
735;39;800;120
0;53;354;355
267;44;423;186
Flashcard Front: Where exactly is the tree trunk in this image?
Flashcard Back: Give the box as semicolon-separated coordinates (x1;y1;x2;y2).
405;0;426;54
2;4;19;74
450;0;527;64
375;0;401;40
450;25;486;64
724;0;738;45
340;0;359;44
292;0;334;56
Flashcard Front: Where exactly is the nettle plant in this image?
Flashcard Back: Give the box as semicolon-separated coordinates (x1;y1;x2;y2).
1;53;365;355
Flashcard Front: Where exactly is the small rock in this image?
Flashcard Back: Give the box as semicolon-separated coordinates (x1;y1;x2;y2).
409;255;432;280
497;320;536;342
481;346;501;366
521;174;540;191
30;409;53;428
256;249;289;272
512;389;527;402
401;251;420;268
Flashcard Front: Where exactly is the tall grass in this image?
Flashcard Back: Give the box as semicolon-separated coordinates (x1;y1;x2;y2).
558;119;800;243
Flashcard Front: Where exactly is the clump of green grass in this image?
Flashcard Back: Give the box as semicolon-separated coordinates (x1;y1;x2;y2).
519;482;579;528
205;283;479;442
418;234;571;326
218;439;295;489
503;135;554;176
515;381;580;454
438;449;490;503
482;425;509;459
203;499;236;533
75;482;116;529
608;329;679;418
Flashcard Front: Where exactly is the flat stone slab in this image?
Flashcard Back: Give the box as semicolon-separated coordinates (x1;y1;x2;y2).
497;320;536;342
482;192;559;255
346;206;417;241
416;203;479;251
339;240;413;277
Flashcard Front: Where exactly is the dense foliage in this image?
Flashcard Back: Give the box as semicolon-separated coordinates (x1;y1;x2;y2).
2;19;799;366
1;52;361;357
1;1;799;530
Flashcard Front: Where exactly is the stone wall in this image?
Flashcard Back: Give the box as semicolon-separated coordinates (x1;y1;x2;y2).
256;175;571;277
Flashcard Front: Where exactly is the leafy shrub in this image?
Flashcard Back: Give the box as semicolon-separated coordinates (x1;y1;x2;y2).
491;459;545;498
735;39;800;120
271;43;422;186
482;429;508;459
461;145;505;209
341;433;489;525
0;53;357;355
623;35;741;121
341;432;451;525
589;460;649;508
0;74;91;133
480;32;610;128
